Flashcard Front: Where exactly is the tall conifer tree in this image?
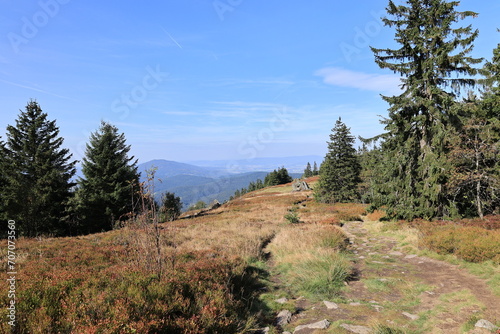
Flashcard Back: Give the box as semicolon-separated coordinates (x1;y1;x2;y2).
370;0;482;219
315;118;361;203
2;101;76;236
303;162;313;178
448;40;500;217
313;161;319;176
74;121;140;234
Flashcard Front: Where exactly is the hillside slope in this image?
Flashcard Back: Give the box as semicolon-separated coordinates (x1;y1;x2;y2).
3;179;498;333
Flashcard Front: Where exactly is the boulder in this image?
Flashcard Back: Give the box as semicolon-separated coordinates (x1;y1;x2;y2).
292;179;311;192
208;199;221;210
275;310;292;327
475;319;499;331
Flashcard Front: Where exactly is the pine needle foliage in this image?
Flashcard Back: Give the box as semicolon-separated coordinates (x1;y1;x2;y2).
370;0;482;219
1;100;76;236
74;121;140;234
315;117;361;203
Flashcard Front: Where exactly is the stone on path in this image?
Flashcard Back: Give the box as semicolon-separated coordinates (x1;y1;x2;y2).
389;251;403;256
323;300;339;309
475;319;499;331
404;254;418;259
402;312;419;320
340;324;373;334
294;319;330;333
275;310;292;327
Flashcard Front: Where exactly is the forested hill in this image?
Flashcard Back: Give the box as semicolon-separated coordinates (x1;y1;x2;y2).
137;159;303;209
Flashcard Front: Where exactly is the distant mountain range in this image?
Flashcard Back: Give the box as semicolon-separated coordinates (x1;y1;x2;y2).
75;156;321;211
184;155;323;174
137;156;319;209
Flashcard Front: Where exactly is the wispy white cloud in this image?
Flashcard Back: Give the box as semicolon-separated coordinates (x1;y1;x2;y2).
315;67;402;95
160;27;183;49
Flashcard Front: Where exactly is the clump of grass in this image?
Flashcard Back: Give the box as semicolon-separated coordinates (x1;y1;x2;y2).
268;225;352;300
461;315;482;333
287;250;352;299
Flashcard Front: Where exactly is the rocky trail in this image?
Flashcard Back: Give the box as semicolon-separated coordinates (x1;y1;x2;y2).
267;220;500;334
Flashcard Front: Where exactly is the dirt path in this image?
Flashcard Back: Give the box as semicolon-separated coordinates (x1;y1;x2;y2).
279;220;500;333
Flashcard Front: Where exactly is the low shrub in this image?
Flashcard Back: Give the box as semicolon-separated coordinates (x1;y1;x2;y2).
1;239;261;333
420;225;500;264
284;211;301;224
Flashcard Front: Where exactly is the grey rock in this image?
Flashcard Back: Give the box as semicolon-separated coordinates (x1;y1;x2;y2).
323;300;339;309
402;312;419;320
292;179;311;192
275;310;292;327
389;251;403;256
404;254;418;259
275;297;288;304
207;199;221;210
475;319;499;331
294;319;330;332
340;324;373;334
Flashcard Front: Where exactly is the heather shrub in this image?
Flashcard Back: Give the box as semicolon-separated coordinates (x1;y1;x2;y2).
420;225;500;264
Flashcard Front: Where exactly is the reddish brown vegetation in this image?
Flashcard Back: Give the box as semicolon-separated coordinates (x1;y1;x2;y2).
404;216;500;264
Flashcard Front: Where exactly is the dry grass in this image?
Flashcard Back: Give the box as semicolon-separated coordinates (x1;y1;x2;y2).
267;224;352;300
0;185;305;333
298;200;367;225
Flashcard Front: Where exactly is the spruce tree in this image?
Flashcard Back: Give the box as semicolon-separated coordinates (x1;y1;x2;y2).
2;100;76;236
358;142;383;204
160;192;182;222
264;167;292;186
370;0;482;219
303;162;313;178
313;162;319;176
315;118;361;203
74;121;140;234
448;40;500;217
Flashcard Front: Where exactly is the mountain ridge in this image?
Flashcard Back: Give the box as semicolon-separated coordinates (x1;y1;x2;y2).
137;158;309;209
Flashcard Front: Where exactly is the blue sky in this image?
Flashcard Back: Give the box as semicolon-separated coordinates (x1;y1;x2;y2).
0;0;498;164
